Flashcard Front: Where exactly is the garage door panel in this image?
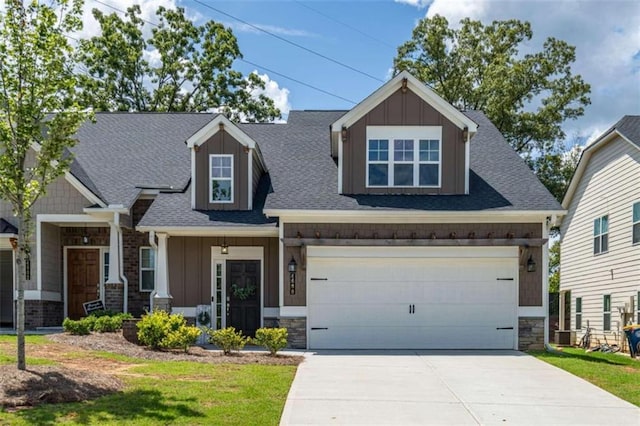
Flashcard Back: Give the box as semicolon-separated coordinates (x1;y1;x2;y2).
307;249;517;350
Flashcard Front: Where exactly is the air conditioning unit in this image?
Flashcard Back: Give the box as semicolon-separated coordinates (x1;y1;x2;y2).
554;330;576;346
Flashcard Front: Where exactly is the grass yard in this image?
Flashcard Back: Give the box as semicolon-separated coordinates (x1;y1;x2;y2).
0;335;298;425
531;347;640;407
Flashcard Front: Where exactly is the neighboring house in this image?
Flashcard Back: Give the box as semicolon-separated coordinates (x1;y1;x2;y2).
559;116;640;344
0;72;563;350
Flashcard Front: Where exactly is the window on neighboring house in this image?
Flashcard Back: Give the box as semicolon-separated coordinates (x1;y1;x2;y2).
603;294;611;331
575;297;582;330
210;154;233;203
633;202;640;245
593;215;609;255
367;136;441;188
140;247;155;292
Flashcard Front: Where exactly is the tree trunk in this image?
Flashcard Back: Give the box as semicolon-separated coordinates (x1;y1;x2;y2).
16;213;27;371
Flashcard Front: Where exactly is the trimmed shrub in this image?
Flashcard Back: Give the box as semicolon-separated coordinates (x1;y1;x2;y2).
137;310;201;351
62;318;91;335
207;327;250;355
254;327;288;355
93;315;121;333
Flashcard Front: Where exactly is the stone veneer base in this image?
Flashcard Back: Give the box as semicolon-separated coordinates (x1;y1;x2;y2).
518;317;545;350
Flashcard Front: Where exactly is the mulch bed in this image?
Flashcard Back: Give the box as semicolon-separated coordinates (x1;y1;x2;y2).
48;332;304;365
0;365;123;409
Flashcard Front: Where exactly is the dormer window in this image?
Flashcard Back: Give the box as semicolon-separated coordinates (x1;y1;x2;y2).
366;126;441;188
210;154;233;203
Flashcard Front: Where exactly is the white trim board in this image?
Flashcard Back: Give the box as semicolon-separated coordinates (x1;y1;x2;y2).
186;115;257;149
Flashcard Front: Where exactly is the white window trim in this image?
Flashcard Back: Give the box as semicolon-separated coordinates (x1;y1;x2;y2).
365;126;442;189
637;291;640;324
632;202;640;245
139;246;156;293
209;154;234;204
593;215;609;255
603;294;611;332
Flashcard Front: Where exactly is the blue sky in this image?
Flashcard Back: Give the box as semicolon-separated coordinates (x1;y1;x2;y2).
81;0;640;147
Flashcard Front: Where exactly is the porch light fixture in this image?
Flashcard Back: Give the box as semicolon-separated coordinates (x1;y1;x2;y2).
221;237;229;255
288;256;297;295
526;255;536;273
82;226;89;245
341;126;348;141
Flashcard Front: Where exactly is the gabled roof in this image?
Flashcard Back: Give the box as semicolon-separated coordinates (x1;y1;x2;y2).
331;71;479;133
72;113;214;208
186;114;257;150
562;115;640;209
0;218;18;234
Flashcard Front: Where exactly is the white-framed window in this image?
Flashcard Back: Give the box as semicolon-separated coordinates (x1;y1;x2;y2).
210;154;233;203
603;294;611;331
575;297;582;330
139;247;155;292
632;202;640;245
366;126;442;188
593;215;608;255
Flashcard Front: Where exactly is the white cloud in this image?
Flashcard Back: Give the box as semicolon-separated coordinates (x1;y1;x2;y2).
249;72;291;122
421;0;640;146
394;0;432;8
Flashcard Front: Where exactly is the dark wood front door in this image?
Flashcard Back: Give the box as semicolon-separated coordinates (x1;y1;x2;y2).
67;249;100;319
226;260;260;337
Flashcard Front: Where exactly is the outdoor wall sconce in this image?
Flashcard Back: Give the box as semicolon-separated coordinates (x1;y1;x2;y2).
341;126;348;141
82;226;89;245
221;237;229;255
527;255;536;272
9;237;17;250
288;256;297;295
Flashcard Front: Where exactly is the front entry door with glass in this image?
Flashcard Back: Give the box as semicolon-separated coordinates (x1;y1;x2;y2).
226;260;260;337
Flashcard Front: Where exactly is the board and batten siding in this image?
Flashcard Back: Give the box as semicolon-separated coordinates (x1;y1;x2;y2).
342;88;466;195
194;130;250;210
560;135;640;336
167;236;279;308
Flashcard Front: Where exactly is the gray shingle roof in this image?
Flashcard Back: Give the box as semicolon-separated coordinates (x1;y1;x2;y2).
138;174;277;228
612;115;640;148
71;109;562;227
251;110;562;212
71;113;214;208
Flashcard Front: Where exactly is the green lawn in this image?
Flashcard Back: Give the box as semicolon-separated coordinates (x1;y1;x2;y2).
0;336;297;425
531;347;640;407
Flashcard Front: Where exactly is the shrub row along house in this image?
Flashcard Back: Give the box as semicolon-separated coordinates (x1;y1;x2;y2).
559;116;640;345
0;72;564;350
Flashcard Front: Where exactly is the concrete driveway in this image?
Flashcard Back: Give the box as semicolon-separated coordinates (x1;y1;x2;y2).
280;350;640;425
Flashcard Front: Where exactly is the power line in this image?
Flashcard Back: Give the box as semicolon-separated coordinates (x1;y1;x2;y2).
240;59;356;105
189;0;384;83
293;0;396;50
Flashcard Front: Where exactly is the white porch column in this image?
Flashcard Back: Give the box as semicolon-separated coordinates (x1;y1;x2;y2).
106;221;122;284
153;232;172;311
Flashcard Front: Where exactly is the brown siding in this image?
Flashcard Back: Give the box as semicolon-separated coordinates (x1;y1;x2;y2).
195;130;249;210
283;223;543;307
168;236;279;308
343;88;466;195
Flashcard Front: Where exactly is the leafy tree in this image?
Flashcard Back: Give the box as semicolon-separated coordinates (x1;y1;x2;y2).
530;143;582;201
78;6;280;122
0;0;89;370
394;15;590;199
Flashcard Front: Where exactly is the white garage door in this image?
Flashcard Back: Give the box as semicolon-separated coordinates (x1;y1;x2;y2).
307;246;518;350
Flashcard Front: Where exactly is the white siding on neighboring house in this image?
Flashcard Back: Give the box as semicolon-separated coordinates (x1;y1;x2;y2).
560;135;640;339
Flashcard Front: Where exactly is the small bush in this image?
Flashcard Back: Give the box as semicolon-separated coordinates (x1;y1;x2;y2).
254;327;288;355
137;310;201;351
93;316;120;333
207;327;250;355
62;318;91;335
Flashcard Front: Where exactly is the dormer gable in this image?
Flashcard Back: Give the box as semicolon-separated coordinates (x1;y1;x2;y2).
331;71;478;195
188;115;265;211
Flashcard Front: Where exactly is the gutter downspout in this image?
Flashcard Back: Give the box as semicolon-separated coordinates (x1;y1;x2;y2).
115;212;129;314
148;230;157;311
